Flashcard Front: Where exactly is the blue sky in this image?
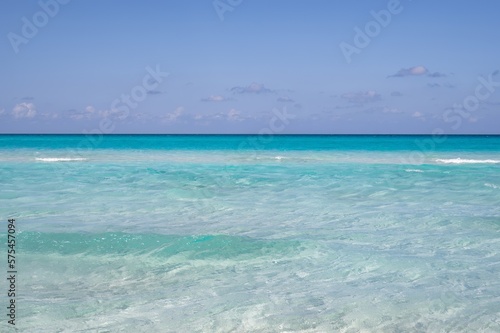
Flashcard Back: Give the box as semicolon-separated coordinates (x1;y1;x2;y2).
1;0;499;134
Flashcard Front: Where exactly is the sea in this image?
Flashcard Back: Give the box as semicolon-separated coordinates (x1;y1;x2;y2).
0;135;499;332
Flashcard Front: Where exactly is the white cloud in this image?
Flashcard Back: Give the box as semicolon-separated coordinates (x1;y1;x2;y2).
192;109;248;122
409;66;428;75
163;106;184;121
388;66;448;79
389;66;428;77
341;90;381;104
69;105;98;120
412;111;426;121
12;103;37;118
227;108;243;121
99;106;132;121
231;82;275;94
201;95;229;102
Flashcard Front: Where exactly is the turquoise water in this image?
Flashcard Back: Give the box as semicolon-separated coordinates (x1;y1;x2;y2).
1;135;499;332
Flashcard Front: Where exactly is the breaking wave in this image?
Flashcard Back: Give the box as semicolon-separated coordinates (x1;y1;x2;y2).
435;158;500;164
35;157;87;162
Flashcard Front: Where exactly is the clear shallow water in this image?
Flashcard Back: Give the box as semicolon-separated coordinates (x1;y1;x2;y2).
1;135;499;332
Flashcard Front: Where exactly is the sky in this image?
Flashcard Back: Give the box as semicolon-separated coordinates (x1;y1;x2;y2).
1;0;499;134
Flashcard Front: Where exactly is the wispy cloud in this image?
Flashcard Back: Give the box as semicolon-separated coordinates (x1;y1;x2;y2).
427;82;455;88
193;108;255;123
231;82;275;94
68;105;96;120
388;65;448;78
163;106;184;122
363;106;403;114
147;90;163;95
69;105;137;121
388;66;428;78
341;90;381;104
328;104;360;111
412;111;425;121
427;72;447;78
12;102;37;118
277;96;295;103
382;106;402;113
201;95;231;102
226;108;243;121
391;91;403;97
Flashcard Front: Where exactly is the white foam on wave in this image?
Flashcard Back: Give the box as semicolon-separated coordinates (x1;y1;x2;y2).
35;157;87;162
484;183;499;189
435;158;500;164
405;169;424;173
